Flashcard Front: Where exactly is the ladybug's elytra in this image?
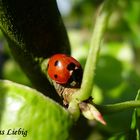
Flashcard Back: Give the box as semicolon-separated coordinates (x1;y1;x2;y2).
47;54;83;87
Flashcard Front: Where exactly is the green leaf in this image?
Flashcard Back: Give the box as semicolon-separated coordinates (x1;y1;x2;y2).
2;59;31;86
0;80;73;140
0;0;70;100
95;55;123;90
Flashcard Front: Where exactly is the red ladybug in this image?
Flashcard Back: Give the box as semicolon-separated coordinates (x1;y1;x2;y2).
47;54;83;87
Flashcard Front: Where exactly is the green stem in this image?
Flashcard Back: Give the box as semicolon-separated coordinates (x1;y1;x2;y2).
72;0;117;101
69;0;118;119
95;100;140;115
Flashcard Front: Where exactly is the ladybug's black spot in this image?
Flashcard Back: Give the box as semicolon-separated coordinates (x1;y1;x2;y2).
54;60;59;66
67;62;76;70
54;74;58;79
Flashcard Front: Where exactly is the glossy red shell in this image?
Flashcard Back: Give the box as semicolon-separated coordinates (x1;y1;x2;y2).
47;54;82;84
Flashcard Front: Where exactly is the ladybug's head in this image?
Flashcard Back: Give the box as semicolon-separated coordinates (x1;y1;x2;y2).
66;62;83;88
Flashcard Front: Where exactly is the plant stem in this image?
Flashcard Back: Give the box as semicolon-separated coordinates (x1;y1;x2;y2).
95;100;140;114
69;0;118;120
72;0;117;101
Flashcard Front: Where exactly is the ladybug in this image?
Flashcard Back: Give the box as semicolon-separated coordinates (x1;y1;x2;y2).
47;54;83;88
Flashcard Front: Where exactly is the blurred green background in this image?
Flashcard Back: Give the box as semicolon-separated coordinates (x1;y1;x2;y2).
0;0;140;139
